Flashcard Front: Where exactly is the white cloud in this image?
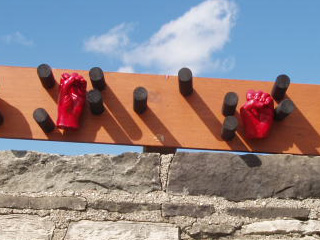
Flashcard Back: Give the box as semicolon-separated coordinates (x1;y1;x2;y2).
117;66;135;73
84;23;133;55
0;32;33;46
84;0;237;75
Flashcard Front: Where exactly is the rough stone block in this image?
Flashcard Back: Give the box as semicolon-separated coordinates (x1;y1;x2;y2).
0;195;86;210
227;207;310;220
242;220;320;235
31;196;87;210
0;214;55;240
0;151;161;193
0;195;30;208
64;220;179;240
163;203;215;218
186;222;236;238
167;152;320;201
90;200;160;213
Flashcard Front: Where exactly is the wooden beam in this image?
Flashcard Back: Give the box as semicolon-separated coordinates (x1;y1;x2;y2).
0;65;319;155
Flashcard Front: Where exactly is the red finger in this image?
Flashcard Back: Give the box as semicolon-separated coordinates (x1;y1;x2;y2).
246;90;255;100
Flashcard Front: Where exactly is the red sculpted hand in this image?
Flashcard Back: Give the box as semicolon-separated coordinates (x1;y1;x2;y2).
240;90;274;139
57;73;87;130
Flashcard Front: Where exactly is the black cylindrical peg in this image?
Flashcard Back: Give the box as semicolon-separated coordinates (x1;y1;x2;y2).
0;111;4;126
271;74;290;101
222;92;238;116
89;67;106;91
221;116;238;141
274;99;294;121
178;67;193;96
134;87;148;114
33;108;55;133
87;89;105;115
37;64;55;89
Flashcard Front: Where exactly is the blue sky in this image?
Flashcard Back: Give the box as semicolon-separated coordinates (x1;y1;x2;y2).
0;0;319;155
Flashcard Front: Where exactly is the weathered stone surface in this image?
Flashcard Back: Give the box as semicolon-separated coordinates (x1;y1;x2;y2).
220;236;319;240
167;152;320;201
160;154;174;191
0;195;30;208
163;203;215;218
186;222;236;238
90;200;160;213
242;220;301;234
227;207;310;220
0;151;161;193
52;228;68;240
242;220;320;235
64;220;179;240
0;195;86;210
31;196;87;210
0;214;55;240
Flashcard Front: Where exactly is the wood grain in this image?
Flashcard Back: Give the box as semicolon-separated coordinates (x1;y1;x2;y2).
0;65;319;155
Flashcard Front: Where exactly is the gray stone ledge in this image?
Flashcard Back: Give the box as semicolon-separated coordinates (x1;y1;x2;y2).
0;195;86;210
90;200;161;213
167;152;320;201
163;203;215;218
227;207;310;220
4;150;320;202
0;151;161;194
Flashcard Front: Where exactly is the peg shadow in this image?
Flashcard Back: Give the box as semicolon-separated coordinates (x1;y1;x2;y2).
39;71;58;104
184;90;250;151
59;86;142;145
102;87;142;141
273;103;320;154
240;154;262;168
61;102;133;145
45;82;59;104
139;108;180;147
0;99;32;139
90;107;132;144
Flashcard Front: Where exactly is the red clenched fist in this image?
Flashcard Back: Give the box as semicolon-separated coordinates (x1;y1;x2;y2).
57;73;87;130
240;90;274;139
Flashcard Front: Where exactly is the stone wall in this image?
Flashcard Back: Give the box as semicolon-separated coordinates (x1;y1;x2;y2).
1;150;320;239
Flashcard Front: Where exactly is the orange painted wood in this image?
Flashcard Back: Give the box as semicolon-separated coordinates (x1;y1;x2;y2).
0;65;319;155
